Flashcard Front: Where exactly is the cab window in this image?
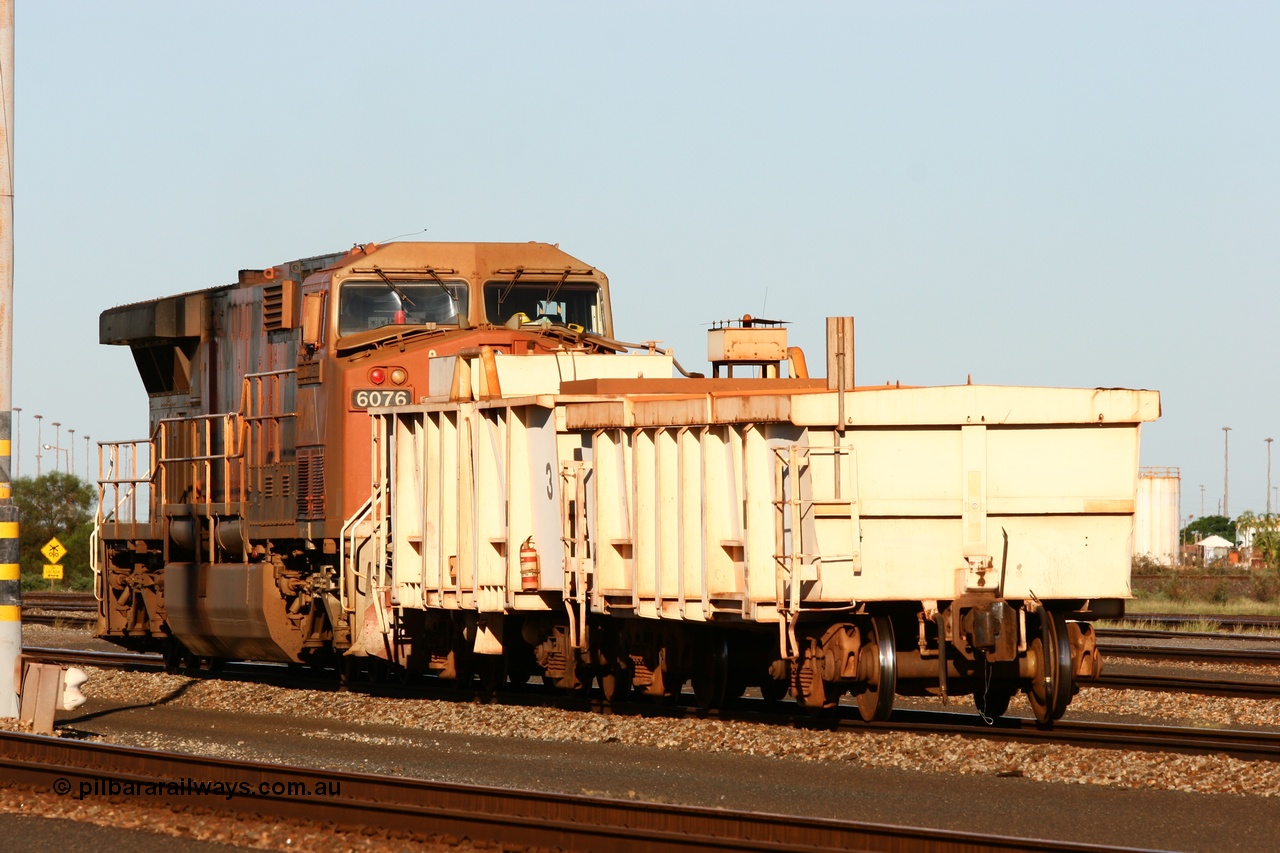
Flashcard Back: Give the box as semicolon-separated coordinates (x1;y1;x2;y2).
338;280;468;336
483;281;602;333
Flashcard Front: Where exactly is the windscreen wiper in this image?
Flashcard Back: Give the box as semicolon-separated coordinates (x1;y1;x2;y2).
372;265;416;307
420;265;461;310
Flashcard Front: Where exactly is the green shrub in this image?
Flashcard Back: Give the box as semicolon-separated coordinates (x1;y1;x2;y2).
1250;573;1279;603
1162;574;1188;602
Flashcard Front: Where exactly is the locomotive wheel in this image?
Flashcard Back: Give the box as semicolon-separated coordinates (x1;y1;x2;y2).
1026;609;1073;728
163;639;187;674
855;615;897;722
760;676;789;703
691;636;729;711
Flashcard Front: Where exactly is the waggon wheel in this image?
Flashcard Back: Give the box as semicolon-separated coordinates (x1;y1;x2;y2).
475;654;506;703
974;677;1016;721
600;665;632;705
338;655;362;689
365;658;392;684
855;615;897;722
691;636;729;711
395;663;418;686
792;646;831;713
1027;609;1073;728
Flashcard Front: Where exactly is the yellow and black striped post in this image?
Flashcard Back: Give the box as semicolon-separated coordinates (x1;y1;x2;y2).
0;413;16;718
0;0;16;718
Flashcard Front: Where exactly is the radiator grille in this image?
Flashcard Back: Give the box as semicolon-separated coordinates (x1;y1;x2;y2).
262;281;296;331
296;448;326;518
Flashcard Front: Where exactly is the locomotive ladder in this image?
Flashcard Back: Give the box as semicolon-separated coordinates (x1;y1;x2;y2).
91;439;156;602
339;414;389;641
772;442;859;660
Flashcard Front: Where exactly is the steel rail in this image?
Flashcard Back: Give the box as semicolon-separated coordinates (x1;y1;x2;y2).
1118;613;1280;631
853;710;1280;762
24;646;1280;764
1098;642;1280;665
20;612;95;628
1089;672;1280;700
0;730;1158;853
21;592;96;610
1098;627;1280;643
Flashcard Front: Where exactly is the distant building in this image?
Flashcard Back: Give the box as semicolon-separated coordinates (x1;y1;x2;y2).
1135;467;1180;565
1197;534;1233;563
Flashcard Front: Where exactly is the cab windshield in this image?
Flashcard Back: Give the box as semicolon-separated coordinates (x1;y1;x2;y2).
338;279;468;336
483;281;603;333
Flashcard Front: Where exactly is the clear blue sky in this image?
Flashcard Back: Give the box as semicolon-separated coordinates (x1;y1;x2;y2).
11;2;1279;522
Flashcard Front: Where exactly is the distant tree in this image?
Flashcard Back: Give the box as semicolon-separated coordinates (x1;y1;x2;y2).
1181;514;1235;545
12;472;95;591
1238;511;1280;568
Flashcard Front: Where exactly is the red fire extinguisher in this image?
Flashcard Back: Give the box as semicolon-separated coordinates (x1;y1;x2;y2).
519;536;540;592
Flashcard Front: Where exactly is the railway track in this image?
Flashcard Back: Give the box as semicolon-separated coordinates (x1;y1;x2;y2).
24;646;1280;763
1098;641;1280;666
1090;672;1280;700
1116;613;1280;632
21;592;96;611
0;730;1160;853
22;612;95;628
1099;626;1280;643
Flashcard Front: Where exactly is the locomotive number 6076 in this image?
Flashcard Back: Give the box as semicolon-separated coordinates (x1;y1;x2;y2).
351;388;412;409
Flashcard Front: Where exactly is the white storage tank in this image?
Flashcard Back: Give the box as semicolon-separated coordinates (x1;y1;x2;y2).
1135;467;1181;565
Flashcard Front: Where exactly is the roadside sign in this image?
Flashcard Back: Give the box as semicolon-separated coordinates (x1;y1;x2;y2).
41;538;66;564
42;565;63;580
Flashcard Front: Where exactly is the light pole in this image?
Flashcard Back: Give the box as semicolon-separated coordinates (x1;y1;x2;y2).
1269;438;1275;516
1223;426;1232;519
51;422;60;474
9;407;16;479
41;444;67;473
33;414;41;477
1200;484;1205;518
67;428;74;477
84;435;91;481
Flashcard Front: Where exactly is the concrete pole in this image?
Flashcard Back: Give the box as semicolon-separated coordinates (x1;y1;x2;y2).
0;0;19;719
1223;426;1232;520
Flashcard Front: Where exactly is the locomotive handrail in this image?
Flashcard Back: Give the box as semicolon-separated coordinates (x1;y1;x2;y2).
239;370;300;526
156;414;247;527
236;369;296;416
